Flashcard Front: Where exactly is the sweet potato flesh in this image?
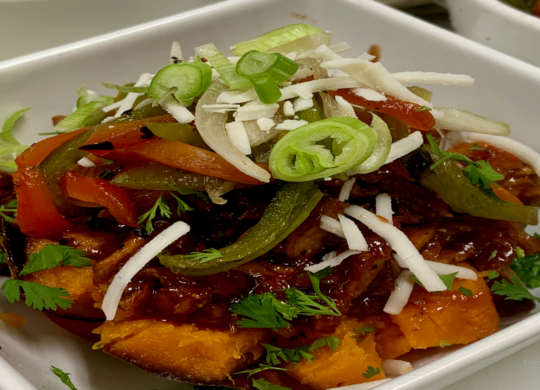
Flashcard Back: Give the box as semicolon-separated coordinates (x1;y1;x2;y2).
97;319;266;382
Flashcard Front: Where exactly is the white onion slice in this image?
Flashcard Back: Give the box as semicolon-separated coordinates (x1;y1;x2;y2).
345;205;446;292
102;221;190;321
435;107;510;136
382;359;413;375
383;270;415;315
225;121;251;155
320;215;345;238
339;177;356;202
467;133;540;177
305;249;361;273
384;131;423;165
375;193;393;225
392;72;474;86
338;214;368;251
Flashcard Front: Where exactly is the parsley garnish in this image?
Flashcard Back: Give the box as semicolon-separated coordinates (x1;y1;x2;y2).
137;193;172;234
262;336;341;367
427;134;504;193
234;364;287;378
51;366;78;390
169;191;194;214
458;286;473;297
488;250;498;261
185;248;223;264
511;251;540;289
415;106;432;112
487;270;500;281
354;326;377;341
362;366;381;379
1;280;72;310
252;378;291;390
439;341;450;348
309;336;341;352
19;245;91;276
410;272;458;292
0;199;17;222
167;184;209;201
468;143;486;151
491;274;540;302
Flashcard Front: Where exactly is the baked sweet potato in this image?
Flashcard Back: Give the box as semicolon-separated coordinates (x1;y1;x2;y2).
96;319;266;383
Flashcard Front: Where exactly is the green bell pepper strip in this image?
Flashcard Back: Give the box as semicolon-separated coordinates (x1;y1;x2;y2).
148;62;212;102
159;181;324;275
104;104;167;125
419;148;539;225
100;83;149;94
195;43;251;90
40;128;94;217
295;98;323;123
144;122;209;149
269;117;377;182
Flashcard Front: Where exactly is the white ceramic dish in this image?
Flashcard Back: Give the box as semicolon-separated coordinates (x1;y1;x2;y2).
1;0;540;389
446;0;540;67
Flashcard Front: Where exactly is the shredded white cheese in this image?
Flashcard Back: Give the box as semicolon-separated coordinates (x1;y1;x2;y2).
77;157;95;168
329;42;353;54
425;260;478;281
169;41;183;64
352;88;387;102
382;359;413;375
161;96;195;123
114;73;154;118
202;103;240;113
305;249;361;273
102;221;191;321
335;96;356;117
256;117;275;131
225;121;252;155
338;215;368;251
339;177;356;202
320;215;346;238
375;193;394;225
293;97;314;112
285;51;297;61
134;98;154;110
275;119;308;130
384;131;424;165
283;101;295;117
235;102;279;122
102;100;124;113
392;72;474;87
345;205;447;292
383;270;415;315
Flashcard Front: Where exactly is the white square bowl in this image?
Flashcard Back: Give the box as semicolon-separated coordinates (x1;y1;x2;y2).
1;0;540;389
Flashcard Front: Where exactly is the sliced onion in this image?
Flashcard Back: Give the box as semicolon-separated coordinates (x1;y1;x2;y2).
102;221;190;321
225;121;251;155
304;249;361;273
375;193;393;225
382;359;413;375
384;270;414;315
384;131;423;165
435;107;510;136
268;31;333;56
195;81;271;183
338;214;368;251
425;260;478;281
345;205;446;292
320;215;345;238
351;114;392;174
339;177;355;202
392;72;474;86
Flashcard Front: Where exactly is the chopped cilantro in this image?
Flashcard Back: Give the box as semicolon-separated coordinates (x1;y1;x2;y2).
185;248;223;264
0;249;7;264
252;378;291;390
414;106;432;112
409;272;458;292
439;341;451;348
137;192;171;234
488;250;498;261
231;292;292;329
308;336;341;352
491;274;540;302
0;199;17;222
362;366;381;379
234;364;287;377
2;280;73;310
511;251;540;289
458;286;473;297
51;366;78;390
168;184;209;201
262;336;341;366
19;245;91;276
169;191;194;214
468;143;486;151
354;326;377;341
487;270;500;281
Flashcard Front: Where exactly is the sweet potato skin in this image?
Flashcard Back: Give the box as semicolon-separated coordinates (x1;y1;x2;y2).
96;319;267;382
285;318;385;390
392;267;499;349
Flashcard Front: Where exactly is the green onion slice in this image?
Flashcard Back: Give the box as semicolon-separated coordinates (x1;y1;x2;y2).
195;43;251;90
55;97;114;133
1;108;30;145
231;24;325;56
350;114;392;174
0;145;29;174
148;61;212;102
269;117;377;181
76;87;98;109
101;82;149;94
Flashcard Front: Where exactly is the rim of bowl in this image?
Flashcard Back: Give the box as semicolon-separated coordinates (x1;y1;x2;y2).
461;0;540;31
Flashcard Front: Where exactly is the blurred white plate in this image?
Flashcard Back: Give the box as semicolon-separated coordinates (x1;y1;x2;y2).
1;0;540;389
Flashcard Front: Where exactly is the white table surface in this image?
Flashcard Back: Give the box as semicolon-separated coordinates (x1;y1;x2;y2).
1;0;539;389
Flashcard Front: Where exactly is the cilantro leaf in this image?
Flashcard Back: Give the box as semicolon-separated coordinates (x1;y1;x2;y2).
414;106;432;112
308;336;341;352
491;274;540;302
354;326;377;337
409;272;458;292
468;143;486;151
511;251;540;289
51;366;78;390
137;192;171;234
362;366;381;379
19;245;91;276
263;343;315;365
458;286;473;297
487;270;500;281
169;191;194;214
231;292;291;329
167;185;209;201
234;364;287;377
2;280;73;310
185;248;223;264
0;199;17;222
288;270;340;317
439;341;450;348
488;250;498;261
252;378;291;390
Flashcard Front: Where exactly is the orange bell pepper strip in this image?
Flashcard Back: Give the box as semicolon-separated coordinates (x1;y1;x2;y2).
490;183;523;205
80;114;176;156
16;128;87;169
13;167;74;240
328;89;436;130
98;139;265;185
60;172;139;227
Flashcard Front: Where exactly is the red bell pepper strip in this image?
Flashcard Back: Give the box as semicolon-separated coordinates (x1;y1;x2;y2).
60;172;139;227
329;89;436;131
98;138;266;185
16;128;87;169
13;167;74;240
80;114;176;155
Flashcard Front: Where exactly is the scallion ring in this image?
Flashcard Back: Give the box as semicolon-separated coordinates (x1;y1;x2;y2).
148;61;212;102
